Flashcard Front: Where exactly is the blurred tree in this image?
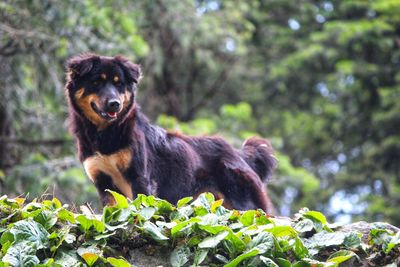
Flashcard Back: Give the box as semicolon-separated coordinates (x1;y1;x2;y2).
244;0;400;222
0;0;148;206
134;0;256;120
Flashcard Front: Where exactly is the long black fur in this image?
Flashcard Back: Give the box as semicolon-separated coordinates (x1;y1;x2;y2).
65;53;277;211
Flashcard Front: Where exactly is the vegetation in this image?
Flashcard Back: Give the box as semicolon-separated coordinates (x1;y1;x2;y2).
0;0;399;229
1;193;399;266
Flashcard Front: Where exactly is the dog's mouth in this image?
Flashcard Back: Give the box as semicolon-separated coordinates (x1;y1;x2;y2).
91;102;119;121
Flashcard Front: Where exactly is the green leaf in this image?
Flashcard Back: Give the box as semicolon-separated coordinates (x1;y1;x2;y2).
268;225;297;238
170;246;191;267
294;236;309;258
305;231;361;254
2;241;39;267
106;190;129;208
386;231;400;253
107;257;131;267
35;258;55;267
259;256;279;267
295;219;314;233
327;250;357;264
9;219;49;249
138;207;156;221
171;217;201;236
198;230;229;248
80;253;99;266
274;258;292;267
58;208;76;223
177;196;193;207
343;231;361;248
248;231;274;254
92;218;106;233
76;214;93;232
0;230;14;247
77;246;102;266
193;249;208;265
240;210;256;226
143;221;168;241
34;210;58;230
54;250;82;267
224;248;260;267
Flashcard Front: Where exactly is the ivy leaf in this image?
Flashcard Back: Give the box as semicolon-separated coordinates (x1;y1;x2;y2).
58;208;76;223
170;246;191;267
138;207;156;221
193;249;208;265
240;210;256;226
34;210;58;230
9;219;49;249
171;217;201;236
386;231;400;254
35;258;55;267
54;250;82;267
224;248;260;267
327;250;357;264
107;257;131;267
302;210;327;225
198;231;229;248
2;241;40;267
248;231;275;254
77;246;102;266
343;231;361;248
106;190;129;208
143;221;169;241
177;196;193;207
274;258;292;267
295;219;314;233
76;214;93;232
80;253;99;267
259;256;279;267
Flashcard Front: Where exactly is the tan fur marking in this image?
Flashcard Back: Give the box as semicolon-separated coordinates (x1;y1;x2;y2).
101;73;107;80
119;90;132;111
83;148;133;199
75;92;109;130
113;76;120;82
75;88;85;99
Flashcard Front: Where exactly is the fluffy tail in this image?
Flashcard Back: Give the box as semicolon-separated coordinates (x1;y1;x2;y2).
241;137;277;182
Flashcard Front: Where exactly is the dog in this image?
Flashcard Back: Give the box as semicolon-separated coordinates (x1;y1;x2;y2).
65;53;277;212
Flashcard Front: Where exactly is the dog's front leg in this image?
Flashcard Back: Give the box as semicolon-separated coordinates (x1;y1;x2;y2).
93;172;122;206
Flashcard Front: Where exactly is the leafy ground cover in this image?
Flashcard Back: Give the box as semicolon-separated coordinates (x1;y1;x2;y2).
0;192;399;267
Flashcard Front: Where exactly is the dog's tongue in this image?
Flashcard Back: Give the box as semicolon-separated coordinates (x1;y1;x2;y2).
107;111;117;118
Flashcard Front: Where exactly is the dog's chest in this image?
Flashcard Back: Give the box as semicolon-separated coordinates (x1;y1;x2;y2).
83;148;133;199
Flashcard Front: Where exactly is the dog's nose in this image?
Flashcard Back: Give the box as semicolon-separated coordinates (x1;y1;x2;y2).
107;99;121;112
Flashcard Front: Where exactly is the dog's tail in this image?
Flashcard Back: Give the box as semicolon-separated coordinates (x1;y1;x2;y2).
241;137;277;182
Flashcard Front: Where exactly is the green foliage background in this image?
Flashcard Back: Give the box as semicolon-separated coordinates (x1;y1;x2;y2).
0;0;399;225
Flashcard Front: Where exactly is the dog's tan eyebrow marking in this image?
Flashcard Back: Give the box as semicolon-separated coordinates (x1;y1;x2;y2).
101;73;107;80
75;88;85;99
113;76;119;82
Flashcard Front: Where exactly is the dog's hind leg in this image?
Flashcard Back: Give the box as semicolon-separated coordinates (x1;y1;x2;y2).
218;157;269;212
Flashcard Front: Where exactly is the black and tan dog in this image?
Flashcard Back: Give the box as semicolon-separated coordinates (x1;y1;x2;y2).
65;53;277;211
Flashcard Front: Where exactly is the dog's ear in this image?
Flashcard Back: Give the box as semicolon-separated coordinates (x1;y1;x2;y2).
114;56;141;84
67;53;98;78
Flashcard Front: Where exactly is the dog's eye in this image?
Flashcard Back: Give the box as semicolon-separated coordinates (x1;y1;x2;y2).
93;81;98;86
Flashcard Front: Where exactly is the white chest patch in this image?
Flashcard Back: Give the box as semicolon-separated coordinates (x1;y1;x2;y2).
83;148;133;199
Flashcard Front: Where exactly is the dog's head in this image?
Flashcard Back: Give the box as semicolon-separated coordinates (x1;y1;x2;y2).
65;54;141;130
